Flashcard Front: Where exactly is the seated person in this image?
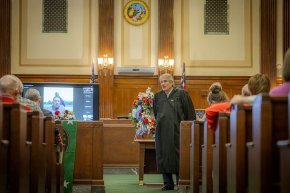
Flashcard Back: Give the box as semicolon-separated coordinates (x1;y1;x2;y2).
10;74;43;112
24;88;53;117
205;82;230;131
0;74;19;103
0;74;33;111
48;96;65;116
270;48;290;96
230;73;270;106
242;84;250;96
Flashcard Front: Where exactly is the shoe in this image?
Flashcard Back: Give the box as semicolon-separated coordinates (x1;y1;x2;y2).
161;185;174;191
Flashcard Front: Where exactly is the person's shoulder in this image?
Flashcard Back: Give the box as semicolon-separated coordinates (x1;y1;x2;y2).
154;90;163;97
206;102;229;111
270;82;289;96
42;109;53;117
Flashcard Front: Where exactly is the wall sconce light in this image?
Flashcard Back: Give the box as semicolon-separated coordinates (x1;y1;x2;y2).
97;54;114;77
158;56;174;75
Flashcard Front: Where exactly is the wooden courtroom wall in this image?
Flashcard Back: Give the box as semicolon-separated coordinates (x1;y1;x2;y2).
113;75;248;118
18;74;249;119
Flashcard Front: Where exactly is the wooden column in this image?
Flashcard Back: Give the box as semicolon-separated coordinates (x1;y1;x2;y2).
284;0;290;54
260;0;277;87
0;0;11;76
98;0;114;118
158;0;174;75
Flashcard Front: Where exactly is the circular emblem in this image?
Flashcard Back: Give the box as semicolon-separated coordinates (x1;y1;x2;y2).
124;0;150;25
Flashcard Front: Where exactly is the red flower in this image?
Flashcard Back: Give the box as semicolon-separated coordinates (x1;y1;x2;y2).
64;109;69;114
142;97;146;102
55;111;60;116
143;118;149;124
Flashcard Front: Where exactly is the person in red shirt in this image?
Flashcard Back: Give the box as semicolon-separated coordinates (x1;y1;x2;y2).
205;82;230;131
0;74;32;111
0;74;19;103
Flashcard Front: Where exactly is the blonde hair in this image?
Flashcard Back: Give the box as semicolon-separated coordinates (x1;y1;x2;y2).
207;82;229;105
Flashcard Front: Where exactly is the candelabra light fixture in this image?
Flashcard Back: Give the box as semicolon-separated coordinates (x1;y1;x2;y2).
158;56;174;75
97;54;114;77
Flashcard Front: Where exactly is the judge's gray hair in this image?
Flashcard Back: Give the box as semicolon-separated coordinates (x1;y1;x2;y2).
159;73;175;86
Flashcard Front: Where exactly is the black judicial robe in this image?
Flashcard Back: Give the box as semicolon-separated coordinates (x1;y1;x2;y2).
153;87;196;173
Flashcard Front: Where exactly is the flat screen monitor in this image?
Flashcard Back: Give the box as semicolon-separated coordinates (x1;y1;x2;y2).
23;82;99;120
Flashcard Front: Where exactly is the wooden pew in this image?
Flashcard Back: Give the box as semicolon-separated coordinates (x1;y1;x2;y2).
44;116;58;193
179;121;193;190
0;102;5;193
73;121;104;192
277;93;290;193
247;94;288;193
0;103;30;193
102;119;138;168
226;104;252;193
212;112;230;193
26;111;45;193
190;120;204;193
201;121;214;193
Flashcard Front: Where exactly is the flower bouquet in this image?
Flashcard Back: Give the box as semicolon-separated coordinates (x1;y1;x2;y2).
54;109;76;121
128;87;155;138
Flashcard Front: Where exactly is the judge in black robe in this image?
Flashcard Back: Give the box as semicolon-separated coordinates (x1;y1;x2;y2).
153;73;196;190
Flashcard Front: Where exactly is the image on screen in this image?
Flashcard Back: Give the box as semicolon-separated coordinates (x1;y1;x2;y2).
23;83;99;120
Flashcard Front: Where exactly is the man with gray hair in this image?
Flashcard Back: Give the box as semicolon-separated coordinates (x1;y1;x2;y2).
25;88;52;117
9;75;43;112
153;73;196;190
0;74;19;102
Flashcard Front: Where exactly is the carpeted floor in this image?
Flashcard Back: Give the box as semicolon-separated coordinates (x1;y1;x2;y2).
72;170;179;193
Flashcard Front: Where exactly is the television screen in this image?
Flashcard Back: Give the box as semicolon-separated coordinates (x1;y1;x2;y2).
23;82;99;120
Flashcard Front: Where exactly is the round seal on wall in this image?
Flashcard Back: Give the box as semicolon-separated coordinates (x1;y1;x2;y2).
123;0;150;25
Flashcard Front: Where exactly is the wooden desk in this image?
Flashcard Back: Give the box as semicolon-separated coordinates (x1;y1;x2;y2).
134;139;156;185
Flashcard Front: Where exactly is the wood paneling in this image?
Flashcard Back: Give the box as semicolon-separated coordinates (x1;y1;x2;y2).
102;119;138;167
284;0;290;54
260;0;277;87
98;0;114;57
98;0;114;118
158;0;174;58
0;0;11;76
112;75;249;118
16;74;249;119
73;121;104;189
16;74;93;83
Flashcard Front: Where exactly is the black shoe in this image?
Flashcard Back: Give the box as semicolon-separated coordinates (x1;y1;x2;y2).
161;185;174;191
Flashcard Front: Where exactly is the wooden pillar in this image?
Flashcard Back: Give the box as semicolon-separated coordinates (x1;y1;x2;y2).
260;0;277;87
158;0;174;75
0;0;11;76
283;0;290;54
98;0;114;118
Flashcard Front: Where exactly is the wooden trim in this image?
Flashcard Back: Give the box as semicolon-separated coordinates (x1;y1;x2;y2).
260;0;277;86
158;0;174;58
0;0;11;76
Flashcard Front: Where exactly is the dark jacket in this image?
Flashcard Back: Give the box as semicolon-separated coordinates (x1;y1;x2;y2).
153;87;196;173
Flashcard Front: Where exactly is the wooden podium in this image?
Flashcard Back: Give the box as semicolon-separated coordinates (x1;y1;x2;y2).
134;139;157;185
